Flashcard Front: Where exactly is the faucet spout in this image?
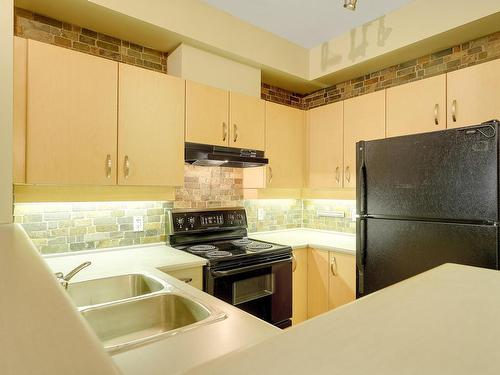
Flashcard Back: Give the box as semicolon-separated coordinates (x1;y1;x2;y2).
55;261;91;289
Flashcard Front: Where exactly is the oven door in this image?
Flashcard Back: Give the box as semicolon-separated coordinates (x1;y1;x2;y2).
206;257;292;327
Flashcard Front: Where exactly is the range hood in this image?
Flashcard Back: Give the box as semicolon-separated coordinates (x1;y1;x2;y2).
185;143;268;168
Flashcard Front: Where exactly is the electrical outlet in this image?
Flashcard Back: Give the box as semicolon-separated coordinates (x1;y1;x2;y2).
258;208;265;221
133;216;144;231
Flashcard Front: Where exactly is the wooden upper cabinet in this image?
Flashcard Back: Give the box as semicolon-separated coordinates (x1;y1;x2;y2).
343;90;385;188
447;59;500;128
386;75;446;137
185;80;229;147
229;91;265;150
26;40;118;185
118;64;184;186
307;102;343;189
265;102;305;188
328;252;356;310
13;36;27;184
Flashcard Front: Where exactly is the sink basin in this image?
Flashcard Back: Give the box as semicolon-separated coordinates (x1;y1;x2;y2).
81;293;218;353
67;274;164;307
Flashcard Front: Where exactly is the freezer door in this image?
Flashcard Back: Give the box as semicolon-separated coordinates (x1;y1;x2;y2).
357;122;498;222
357;218;498;297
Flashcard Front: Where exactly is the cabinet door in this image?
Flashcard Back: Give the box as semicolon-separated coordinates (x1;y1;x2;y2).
13;37;27;184
343;90;385;188
229;92;265;150
328;252;356;310
307;102;343;188
118;64;184;186
186;80;229;147
307;248;329;318
386;75;446;137
292;248;308;325
265;102;305;188
447;59;500;128
26;40;118;185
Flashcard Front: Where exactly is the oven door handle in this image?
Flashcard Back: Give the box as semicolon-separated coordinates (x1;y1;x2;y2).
211;257;292;277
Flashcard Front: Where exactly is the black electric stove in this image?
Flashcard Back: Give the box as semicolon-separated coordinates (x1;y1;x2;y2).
168;207;293;329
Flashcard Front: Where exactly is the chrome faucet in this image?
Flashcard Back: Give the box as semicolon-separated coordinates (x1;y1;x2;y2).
55;261;91;289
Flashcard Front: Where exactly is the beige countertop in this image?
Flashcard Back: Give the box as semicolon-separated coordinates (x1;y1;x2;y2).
249;228;355;254
43;243;280;375
185;263;500;375
0;224;119;375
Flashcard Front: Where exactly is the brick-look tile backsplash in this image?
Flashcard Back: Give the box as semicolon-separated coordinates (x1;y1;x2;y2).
260;83;305;110
14;164;355;254
244;200;303;233
14;8;168;73
302;200;356;234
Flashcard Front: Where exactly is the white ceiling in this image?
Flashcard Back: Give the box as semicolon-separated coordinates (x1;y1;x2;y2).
202;0;415;48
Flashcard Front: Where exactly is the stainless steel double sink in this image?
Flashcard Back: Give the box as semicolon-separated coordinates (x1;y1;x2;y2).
67;273;226;354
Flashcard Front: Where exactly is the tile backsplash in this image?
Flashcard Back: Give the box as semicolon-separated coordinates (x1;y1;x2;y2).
15;167;355;254
14;201;172;254
244;200;303;233
302;200;356;234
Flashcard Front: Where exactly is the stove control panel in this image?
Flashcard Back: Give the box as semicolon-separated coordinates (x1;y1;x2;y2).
171;208;247;232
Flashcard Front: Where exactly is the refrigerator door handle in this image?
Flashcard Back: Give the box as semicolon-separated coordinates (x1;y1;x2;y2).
357;218;367;296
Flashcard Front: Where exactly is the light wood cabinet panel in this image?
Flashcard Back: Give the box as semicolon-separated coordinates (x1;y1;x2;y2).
161;266;203;290
307;248;329;318
229;92;265;150
447;59;500;128
265;102;305;188
186;80;229;147
13;36;27;184
292;248;308;325
387;75;446;137
26;40;118;185
118;64;184;186
307;101;343;188
343;90;385;188
328;252;356;310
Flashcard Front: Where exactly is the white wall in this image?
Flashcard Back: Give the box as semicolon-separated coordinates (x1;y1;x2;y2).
0;0;13;224
168;43;261;98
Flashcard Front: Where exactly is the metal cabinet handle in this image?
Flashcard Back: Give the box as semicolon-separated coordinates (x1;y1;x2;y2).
452;100;457;123
292;253;297;272
179;277;193;284
345;166;351;183
335;166;340;184
434;104;439;125
124;155;130;179
222;122;227;141
233;124;238;142
330;256;337;276
268;166;273;184
105;154;112;179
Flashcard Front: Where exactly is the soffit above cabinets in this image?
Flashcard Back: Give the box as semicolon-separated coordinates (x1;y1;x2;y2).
202;0;415;49
14;0;500;93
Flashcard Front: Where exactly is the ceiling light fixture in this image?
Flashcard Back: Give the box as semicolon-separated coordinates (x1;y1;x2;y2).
343;0;357;11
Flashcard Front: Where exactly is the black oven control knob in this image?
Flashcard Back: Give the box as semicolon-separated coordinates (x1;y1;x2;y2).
176;217;185;229
188;216;196;227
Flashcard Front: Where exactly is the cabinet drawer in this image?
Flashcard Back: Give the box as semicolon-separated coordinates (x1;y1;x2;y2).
162;267;203;290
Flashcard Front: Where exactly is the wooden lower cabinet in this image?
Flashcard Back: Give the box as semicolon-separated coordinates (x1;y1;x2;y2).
307;249;330;318
304;248;356;322
160;266;203;290
328;251;356;310
292;248;308;325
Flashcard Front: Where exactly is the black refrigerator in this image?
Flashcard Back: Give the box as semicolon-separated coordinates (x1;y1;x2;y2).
356;120;499;298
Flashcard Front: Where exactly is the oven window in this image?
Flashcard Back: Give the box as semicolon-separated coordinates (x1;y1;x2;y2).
232;274;275;305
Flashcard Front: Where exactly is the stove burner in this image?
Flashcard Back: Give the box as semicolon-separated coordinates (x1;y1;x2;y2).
189;244;217;253
231;238;253;246
206;250;232;258
246;242;273;252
